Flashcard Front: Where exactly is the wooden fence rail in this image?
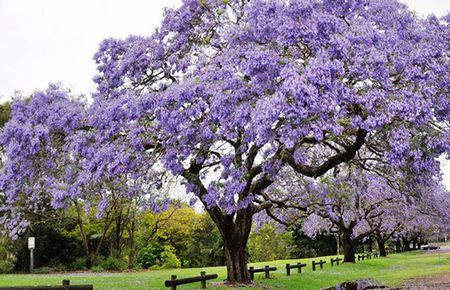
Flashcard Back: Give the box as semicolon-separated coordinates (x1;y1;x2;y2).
312;260;326;271
0;280;93;290
330;257;343;266
248;266;277;280
164;272;217;289
285;262;307;275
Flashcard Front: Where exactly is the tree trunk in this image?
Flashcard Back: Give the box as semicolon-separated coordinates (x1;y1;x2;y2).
402;237;410;251
377;238;387;257
208;207;252;283
395;238;401;253
128;214;137;268
342;232;356;263
74;201;93;268
336;234;340;255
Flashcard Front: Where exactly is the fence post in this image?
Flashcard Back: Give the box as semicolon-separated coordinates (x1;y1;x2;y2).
297;262;302;273
320;260;324;269
200;271;206;289
62;280;70;286
312;261;316;271
170;275;177;290
286;264;290;276
249;266;254;280
265;265;270;279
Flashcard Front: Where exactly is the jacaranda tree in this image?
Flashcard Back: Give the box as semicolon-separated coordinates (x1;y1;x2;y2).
1;0;449;283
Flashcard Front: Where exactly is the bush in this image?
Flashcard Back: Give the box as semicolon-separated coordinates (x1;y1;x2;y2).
68;257;87;271
91;265;104;272
0;260;14;274
159;246;181;269
100;256;127;271
31;266;65;274
137;243;163;269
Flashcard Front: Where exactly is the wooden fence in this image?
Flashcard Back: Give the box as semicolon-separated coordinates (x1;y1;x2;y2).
248;266;277;280
164;271;217;290
285;262;307;275
330;257;343;266
312;260;326;271
0;280;93;290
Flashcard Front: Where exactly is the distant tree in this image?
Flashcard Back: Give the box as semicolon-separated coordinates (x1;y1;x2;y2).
290;227;336;258
248;224;292;262
182;213;225;267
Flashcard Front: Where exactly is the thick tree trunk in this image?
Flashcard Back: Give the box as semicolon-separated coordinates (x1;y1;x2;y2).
402;237;410;251
342;232;356;263
377;238;387;257
223;237;249;283
395;238;402;253
208;207;252;283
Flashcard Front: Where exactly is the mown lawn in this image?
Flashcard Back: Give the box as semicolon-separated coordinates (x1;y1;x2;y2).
0;251;449;289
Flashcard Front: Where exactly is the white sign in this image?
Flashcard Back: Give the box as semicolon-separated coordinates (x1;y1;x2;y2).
28;237;35;249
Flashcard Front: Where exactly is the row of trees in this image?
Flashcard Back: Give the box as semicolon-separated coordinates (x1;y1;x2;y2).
1;175;446;273
0;0;449;283
265;168;450;262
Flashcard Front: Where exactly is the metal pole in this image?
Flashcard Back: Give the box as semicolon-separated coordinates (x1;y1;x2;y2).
30;248;34;272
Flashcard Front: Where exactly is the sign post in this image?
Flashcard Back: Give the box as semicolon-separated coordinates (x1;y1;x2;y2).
28;237;35;272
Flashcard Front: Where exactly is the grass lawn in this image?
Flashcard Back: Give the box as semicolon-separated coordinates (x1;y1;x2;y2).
0;251;449;289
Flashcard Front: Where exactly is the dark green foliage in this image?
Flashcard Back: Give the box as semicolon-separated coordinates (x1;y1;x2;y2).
0;260;14;274
137;242;163;269
248;224;292;262
181;215;225;267
68;257;87;271
0;102;11;128
13;219;84;271
100;256;127;271
290;226;337;258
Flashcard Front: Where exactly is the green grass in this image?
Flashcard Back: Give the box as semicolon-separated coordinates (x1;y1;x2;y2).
0;251;449;289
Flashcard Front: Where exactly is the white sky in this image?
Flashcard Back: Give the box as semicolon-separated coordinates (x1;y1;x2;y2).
0;0;449;186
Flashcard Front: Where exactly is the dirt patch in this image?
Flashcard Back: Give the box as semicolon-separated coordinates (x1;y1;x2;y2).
402;273;450;289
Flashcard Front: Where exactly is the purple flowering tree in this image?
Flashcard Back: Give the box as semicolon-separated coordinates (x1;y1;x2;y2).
0;85;169;266
298;170;406;262
1;0;449;283
392;183;450;251
88;0;450;281
0;86;86;239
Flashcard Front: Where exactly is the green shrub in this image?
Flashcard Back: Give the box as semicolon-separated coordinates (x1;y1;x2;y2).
91;265;104;272
31;266;64;274
0;260;14;274
149;264;161;270
137;243;163;269
100;256;127;271
68;257;87;271
159;246;181;269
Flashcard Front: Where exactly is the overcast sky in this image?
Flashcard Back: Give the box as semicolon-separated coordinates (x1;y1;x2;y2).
0;0;449;186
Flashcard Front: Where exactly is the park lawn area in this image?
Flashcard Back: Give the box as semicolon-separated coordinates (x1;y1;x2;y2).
0;251;449;289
